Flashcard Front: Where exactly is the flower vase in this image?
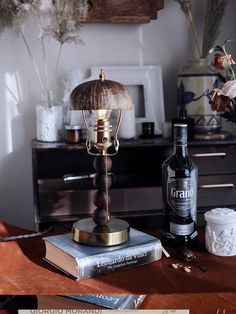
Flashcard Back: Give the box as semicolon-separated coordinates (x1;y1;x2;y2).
177;58;221;135
36;90;63;142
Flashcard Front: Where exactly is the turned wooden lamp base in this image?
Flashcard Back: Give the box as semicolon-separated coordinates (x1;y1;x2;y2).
72;154;130;247
73;218;130;246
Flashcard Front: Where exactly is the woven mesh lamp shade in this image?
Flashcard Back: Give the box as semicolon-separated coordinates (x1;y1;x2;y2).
69;75;132;110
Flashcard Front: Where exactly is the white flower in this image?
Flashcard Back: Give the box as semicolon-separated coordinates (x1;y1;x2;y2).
39;0;54;12
20;4;33;12
219;80;236;99
61;30;81;44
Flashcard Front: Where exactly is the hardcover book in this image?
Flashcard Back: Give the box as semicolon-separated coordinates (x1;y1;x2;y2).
43;227;162;280
37;294;146;310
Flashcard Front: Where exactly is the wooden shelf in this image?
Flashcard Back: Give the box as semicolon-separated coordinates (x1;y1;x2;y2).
84;0;164;23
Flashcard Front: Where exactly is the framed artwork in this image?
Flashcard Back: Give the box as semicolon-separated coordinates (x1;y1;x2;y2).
86;65;165;135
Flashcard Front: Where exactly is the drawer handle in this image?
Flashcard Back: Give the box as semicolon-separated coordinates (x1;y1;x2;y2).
199;183;234;189
63;173;95;181
192;152;226;158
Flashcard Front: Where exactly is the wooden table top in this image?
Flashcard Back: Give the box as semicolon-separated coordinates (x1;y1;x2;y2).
0;221;236;312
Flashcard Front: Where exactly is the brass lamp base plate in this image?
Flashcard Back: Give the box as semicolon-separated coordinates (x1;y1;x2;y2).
73;218;130;246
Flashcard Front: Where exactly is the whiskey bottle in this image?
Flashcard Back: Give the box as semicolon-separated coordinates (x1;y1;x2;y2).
162;123;198;248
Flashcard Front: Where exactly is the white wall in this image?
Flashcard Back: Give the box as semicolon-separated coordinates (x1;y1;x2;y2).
0;0;235;229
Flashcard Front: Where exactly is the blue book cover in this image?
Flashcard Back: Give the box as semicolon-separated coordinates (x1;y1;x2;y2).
37;294;146;309
43;227;162;280
65;294;146;309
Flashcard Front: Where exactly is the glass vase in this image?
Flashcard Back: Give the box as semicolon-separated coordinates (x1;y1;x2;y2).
177;58;221;134
36;90;63;142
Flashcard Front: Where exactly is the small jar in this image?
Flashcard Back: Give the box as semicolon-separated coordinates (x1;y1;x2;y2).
142;122;155;139
204;208;236;256
65;125;82;144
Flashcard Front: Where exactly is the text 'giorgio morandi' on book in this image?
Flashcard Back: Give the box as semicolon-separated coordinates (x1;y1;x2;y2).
43;228;162;280
37;294;146;310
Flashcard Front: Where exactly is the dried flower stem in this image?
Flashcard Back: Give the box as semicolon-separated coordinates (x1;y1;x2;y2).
52;42;63;90
177;0;201;59
223;39;236;80
186;16;196;59
40;37;52;106
186;7;201;59
21;32;44;91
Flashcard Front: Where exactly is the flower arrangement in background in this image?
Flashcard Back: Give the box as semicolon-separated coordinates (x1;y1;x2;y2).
0;1;16;32
209;40;236;123
0;0;89;106
175;0;227;59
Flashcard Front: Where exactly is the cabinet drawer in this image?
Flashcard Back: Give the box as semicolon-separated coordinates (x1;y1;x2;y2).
38;187;163;218
190;145;236;175
198;174;236;207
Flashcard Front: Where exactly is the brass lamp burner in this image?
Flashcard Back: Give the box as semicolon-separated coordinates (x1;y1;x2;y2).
94;118;113;153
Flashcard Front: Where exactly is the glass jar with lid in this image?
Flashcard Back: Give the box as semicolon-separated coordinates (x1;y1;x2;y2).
65;125;82;144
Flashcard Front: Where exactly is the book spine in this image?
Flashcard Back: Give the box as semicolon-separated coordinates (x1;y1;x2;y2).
76;240;162;280
119;294;146;309
68;294;145;309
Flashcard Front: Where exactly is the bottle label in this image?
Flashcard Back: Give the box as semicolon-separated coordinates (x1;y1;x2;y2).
170;222;194;235
167;178;196;218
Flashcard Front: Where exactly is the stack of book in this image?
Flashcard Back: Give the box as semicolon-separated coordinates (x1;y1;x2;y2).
37;294;146;310
43;227;163;280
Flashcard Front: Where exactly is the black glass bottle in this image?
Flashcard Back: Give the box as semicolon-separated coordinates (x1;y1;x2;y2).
162;123;198;248
172;109;195;141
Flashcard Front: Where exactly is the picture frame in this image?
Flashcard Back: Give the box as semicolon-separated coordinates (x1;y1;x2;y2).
85;65;165;135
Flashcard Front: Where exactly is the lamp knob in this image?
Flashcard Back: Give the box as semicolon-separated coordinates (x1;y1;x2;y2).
99;69;105;81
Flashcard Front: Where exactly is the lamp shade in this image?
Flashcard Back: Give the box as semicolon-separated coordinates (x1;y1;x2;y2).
69;70;132;111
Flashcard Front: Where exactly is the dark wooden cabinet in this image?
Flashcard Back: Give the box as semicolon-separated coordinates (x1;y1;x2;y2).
84;0;164;23
32;137;236;231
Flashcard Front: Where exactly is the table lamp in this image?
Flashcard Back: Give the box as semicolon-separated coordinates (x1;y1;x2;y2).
69;70;132;246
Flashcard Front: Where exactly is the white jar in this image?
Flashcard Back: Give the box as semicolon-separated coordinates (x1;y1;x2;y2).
204;208;236;256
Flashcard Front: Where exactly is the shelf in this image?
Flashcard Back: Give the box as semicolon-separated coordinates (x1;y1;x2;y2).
84;0;164;23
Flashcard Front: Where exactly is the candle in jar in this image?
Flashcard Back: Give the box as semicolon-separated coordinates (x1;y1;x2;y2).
118;106;136;139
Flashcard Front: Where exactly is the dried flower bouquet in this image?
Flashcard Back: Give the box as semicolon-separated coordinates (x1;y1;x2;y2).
0;0;89;106
175;0;227;59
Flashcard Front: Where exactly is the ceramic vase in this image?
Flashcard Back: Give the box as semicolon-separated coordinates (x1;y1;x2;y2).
36;90;63;142
177;58;221;134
